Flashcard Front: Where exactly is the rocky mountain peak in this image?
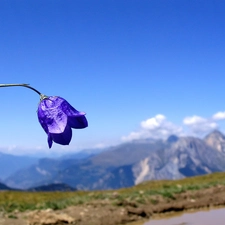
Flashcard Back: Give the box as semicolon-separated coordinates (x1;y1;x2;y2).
167;135;179;143
171;136;202;150
204;130;225;153
205;130;225;139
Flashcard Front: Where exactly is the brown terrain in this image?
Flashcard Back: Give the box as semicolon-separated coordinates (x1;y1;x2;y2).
1;185;225;225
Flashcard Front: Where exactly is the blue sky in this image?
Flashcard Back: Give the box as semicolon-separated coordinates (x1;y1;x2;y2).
0;0;225;156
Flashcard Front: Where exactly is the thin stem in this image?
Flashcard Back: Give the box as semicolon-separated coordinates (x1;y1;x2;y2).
0;83;42;96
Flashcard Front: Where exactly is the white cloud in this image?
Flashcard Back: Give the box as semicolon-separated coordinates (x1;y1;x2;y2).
122;111;225;143
183;115;218;135
140;114;166;130
121;130;147;141
212;111;225;121
94;143;109;149
183;115;207;125
122;114;183;142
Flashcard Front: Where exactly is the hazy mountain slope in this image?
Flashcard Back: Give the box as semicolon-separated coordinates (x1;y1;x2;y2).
0;152;38;179
4;148;102;189
0;182;13;190
4;158;59;189
90;140;166;167
5;140;165;189
5;131;225;191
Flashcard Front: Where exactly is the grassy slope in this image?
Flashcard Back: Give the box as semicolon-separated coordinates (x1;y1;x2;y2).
1;172;225;213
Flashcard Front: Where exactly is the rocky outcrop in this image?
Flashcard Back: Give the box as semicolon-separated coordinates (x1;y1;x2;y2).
204;130;225;153
133;135;225;184
27;209;76;225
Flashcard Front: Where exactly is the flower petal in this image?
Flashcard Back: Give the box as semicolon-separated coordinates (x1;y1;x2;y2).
68;115;88;129
47;110;68;134
38;97;67;134
60;99;85;116
50;125;72;145
48;134;53;148
38;115;49;134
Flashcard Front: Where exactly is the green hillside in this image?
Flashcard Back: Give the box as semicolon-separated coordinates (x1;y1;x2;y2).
1;172;225;213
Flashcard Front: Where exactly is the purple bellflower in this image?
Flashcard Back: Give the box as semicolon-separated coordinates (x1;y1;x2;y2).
38;96;88;148
0;84;88;148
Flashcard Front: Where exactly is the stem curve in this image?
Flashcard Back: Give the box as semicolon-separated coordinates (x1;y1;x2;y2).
0;83;42;96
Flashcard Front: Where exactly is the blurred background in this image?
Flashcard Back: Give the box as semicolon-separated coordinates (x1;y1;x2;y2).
0;0;225;156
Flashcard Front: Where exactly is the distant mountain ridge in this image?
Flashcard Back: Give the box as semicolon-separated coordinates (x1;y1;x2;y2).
4;130;225;191
0;182;13;190
28;183;76;192
0;182;76;192
0;153;38;179
4;140;165;189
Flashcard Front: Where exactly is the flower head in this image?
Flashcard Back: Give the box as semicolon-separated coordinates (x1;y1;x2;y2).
37;96;88;148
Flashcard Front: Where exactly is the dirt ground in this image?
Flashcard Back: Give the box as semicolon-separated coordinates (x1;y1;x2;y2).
1;185;225;225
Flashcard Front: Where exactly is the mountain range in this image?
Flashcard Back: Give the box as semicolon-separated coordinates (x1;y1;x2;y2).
3;130;225;191
0;153;38;179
